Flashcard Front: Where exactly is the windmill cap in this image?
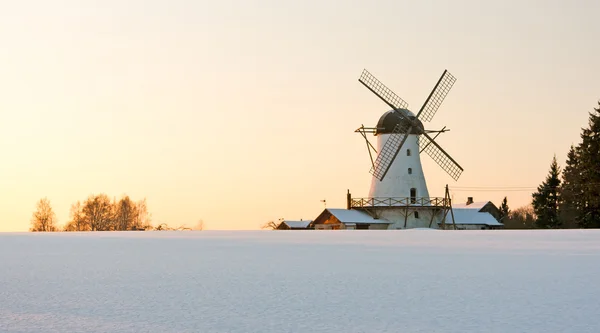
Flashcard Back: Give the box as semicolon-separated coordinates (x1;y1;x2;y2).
375;109;424;135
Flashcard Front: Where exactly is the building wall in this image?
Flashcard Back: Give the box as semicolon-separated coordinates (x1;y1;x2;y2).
314;222;388;230
311;209;392;230
480;203;502;221
438;223;503;230
277;223;290;230
374;208;444;229
369;134;430;199
452;224;491;230
368;224;389;230
314;223;343;230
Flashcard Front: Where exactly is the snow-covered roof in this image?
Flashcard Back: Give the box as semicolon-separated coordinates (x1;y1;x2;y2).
446;208;503;226
281;220;311;228
327;209;390;224
452;201;491;210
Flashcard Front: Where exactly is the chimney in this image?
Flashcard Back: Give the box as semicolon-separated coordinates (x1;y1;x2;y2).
347;189;352;210
466;197;474;205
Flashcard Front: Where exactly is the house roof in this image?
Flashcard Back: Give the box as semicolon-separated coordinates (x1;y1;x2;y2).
282;220;311;228
326;209;390;224
452;201;492;210
445;208;503;226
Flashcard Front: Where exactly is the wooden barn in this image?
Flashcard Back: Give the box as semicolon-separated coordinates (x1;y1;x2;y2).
310;208;390;230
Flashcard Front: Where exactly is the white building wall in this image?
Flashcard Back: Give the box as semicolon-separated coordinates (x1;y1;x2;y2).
369;134;430;199
373;208;443;229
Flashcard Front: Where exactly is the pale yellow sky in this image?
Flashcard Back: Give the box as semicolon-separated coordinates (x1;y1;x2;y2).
1;0;599;231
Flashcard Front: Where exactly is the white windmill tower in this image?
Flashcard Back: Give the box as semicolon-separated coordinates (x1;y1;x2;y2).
353;69;463;229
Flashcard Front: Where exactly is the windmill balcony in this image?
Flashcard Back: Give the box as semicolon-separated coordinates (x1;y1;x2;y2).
350;197;449;209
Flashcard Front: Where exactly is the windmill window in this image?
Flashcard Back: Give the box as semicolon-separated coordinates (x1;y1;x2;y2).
408;168;412;174
407;149;411;156
410;188;417;203
414;211;419;219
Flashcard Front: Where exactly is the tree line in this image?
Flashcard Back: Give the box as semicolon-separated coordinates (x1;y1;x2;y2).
502;101;600;229
31;194;152;232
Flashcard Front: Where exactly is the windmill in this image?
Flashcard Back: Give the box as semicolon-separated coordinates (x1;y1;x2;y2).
352;69;462;229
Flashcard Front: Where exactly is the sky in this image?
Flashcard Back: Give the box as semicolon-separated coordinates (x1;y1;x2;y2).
1;0;599;231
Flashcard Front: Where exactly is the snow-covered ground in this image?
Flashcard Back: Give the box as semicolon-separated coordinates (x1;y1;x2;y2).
1;230;599;333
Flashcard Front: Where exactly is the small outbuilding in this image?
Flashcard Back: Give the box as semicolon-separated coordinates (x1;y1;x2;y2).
446;198;504;230
277;220;312;230
310;208;390;230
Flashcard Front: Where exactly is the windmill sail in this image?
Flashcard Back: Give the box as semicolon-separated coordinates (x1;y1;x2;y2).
418;133;463;181
370;122;412;180
359;69;409;111
416;70;456;122
358;67;464;183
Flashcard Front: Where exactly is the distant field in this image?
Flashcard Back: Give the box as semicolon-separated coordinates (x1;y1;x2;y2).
1;230;599;333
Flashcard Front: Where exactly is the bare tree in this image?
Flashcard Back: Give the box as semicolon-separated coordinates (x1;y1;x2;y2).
154;223;191;231
30;198;58;232
261;220;279;230
133;198;152;230
62;194;153;232
64;201;89;231
154;223;170;231
504;205;537;229
114;195;137;230
193;219;205;231
82;194;113;231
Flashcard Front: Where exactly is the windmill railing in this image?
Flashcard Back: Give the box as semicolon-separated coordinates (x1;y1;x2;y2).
350;197;449;208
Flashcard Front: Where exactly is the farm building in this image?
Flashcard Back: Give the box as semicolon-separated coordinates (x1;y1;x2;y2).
276;220;312;230
306;197;502;231
310;208;390;230
446;198;504;230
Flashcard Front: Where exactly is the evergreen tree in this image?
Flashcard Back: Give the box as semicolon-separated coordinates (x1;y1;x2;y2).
499;197;510;223
577;101;600;228
559;145;582;228
532;156;562;228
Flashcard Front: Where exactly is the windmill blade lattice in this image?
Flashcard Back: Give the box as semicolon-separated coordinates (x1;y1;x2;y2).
370;122;412;180
418;134;463;181
358;67;464;182
359;69;409;111
416;70;456;122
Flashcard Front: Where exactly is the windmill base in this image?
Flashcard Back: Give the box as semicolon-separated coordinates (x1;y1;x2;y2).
347;193;456;230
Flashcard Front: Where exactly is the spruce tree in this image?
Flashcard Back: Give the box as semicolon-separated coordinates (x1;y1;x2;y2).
559;145;582;228
532;156;562;228
499;197;510;223
577;101;600;228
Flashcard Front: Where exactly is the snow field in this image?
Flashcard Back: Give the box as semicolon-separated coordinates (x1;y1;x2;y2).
1;230;599;333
